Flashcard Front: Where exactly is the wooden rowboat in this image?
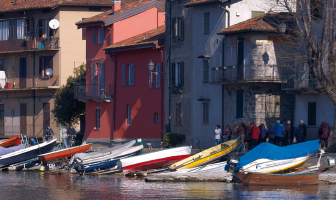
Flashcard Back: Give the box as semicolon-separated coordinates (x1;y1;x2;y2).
38;143;93;163
169;138;239;170
0;135;21;148
240;172;319;186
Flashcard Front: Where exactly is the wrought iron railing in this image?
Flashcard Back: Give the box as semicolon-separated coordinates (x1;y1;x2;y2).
0;37;59;53
0;76;59;90
281;76;319;90
74;82;113;99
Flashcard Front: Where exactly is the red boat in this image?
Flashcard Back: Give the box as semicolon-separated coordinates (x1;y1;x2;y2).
38;143;93;162
0;135;21;148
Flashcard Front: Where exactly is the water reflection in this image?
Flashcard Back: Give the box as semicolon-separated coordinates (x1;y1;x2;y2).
0;172;336;199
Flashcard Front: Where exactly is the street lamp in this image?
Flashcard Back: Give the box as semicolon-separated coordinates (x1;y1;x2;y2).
148;60;155;72
148;60;158;87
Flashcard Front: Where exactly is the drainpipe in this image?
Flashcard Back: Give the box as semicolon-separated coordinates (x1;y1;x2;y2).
168;0;172;133
109;53;117;146
160;49;164;141
33;51;35;136
219;4;230;27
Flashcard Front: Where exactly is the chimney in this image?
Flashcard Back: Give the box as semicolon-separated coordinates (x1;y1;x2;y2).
112;0;121;12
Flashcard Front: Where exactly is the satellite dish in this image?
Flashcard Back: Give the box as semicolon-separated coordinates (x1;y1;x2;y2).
46;68;53;77
49;19;60;30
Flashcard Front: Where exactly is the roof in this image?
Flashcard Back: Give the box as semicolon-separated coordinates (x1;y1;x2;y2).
218;12;295;35
76;0;159;28
0;0;112;13
104;25;165;53
184;0;228;8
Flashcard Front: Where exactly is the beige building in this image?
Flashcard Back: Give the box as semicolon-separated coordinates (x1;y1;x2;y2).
0;0;111;139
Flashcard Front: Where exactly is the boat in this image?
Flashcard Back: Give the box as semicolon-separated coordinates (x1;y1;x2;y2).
0;139;57;168
0;146;25;156
38;143;93;163
75;145;144;174
170;138;239;170
235;140;319;174
0;135;21;148
117;146;192;173
240;172;319;186
69;140;136;165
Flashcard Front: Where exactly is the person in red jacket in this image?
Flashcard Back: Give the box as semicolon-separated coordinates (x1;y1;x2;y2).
249;122;260;149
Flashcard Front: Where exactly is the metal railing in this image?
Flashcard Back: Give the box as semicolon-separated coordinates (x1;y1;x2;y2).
0;37;59;53
281;76;320;90
74;82;113;100
0;76;59;90
211;65;289;83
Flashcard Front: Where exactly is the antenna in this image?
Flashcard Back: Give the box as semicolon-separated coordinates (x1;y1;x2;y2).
45;68;53;78
49;19;60;37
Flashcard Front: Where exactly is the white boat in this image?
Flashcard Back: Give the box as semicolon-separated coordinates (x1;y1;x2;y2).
117;146;192;173
171;161;228;173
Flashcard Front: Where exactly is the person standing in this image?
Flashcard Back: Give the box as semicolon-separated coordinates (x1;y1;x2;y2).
245;122;252;150
223;124;232;142
268;123;275;144
214;125;221;145
238;123;246;151
318;120;330;149
295;120;307;143
258;124;268;144
249;122;260;149
232;124;239;139
271;120;284;146
45;126;54;141
67;124;76;146
284;120;293;146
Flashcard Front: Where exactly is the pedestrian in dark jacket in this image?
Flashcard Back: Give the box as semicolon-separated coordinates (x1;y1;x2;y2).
45;126;54;141
295;120;307;143
318;120;330;149
67;124;76;146
245;122;252;150
271;120;284;146
223;124;232;142
283;120;293;146
232;124;239;139
249;122;260;149
258;124;268;144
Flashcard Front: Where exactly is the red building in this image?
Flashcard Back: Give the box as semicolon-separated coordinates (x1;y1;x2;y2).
75;0;165;147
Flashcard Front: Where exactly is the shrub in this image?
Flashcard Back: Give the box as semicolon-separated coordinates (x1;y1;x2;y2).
163;133;186;147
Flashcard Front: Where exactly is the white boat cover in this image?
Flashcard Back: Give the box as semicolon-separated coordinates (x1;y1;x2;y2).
69;140;136;164
0;146;25;156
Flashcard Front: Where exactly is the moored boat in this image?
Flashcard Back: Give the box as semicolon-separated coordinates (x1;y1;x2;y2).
117;146;192;173
0;139;57;168
0;135;21;148
170;138;239;170
240;172;319;186
38;143;93;163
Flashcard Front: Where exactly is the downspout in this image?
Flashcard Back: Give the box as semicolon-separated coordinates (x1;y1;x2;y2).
33;51;35;136
109;53;117;146
160;49;164;141
219;4;230;27
168;0;172;133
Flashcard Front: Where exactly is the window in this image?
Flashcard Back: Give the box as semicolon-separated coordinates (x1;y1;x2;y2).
127;105;131;125
251;11;265;18
39;56;53;77
0;18;32;41
98;28;104;44
0;59;4;71
236;90;244;118
82;18;87;40
173;17;184;42
204;12;210;34
97;63;105;97
154;113;159;123
96;108;101;129
156;63;161;88
203;102;209;124
129;64;134;85
308;102;316;126
176;102;182;125
203;60;209;82
38;19;54;38
172;62;184;87
122;64;126;86
92;28;96;44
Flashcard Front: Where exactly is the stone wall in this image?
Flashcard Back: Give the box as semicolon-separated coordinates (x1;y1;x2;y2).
223;83;295;128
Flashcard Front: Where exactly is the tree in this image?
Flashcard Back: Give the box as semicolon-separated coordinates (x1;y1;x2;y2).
52;65;86;126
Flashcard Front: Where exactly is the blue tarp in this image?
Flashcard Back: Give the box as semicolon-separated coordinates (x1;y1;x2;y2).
235;140;320;170
0;145;25;156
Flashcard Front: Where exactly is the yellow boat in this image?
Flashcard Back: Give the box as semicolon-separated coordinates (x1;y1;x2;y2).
169;137;240;170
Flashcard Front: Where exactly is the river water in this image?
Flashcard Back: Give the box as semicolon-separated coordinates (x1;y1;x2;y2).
1;171;336;199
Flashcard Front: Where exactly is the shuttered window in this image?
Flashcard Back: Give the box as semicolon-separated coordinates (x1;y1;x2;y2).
204;12;210;34
122;64;126;86
127;105;131;125
92;28;96;44
172;62;184;87
91;62;96;96
97;63;105;96
156;63;161;88
176;102;182;125
308;102;316;126
173;17;184;42
98;28;104;44
96;108;100;129
203;102;209;124
203;60;209;82
236;90;244;118
129;64;134;85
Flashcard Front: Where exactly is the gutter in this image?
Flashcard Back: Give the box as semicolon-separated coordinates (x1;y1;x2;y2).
108;53;117;146
104;43;156;53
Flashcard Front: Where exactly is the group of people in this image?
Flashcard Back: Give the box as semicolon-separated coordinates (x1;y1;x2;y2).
214;119;331;150
45;124;77;147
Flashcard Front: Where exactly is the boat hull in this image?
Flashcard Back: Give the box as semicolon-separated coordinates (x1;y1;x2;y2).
241;172;319;186
119;146;192;173
0;135;21;148
239;154;311;174
38;143;93;162
0;139;56;168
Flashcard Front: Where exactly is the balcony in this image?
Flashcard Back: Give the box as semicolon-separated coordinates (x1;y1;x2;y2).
0;37;59;53
0;76;59;90
74;82;113;103
211;65;289;84
281;76;320;91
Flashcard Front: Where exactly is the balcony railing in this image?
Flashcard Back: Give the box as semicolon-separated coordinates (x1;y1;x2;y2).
281;76;320;90
0;37;59;53
211;65;289;84
74;82;113;102
0;76;59;90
